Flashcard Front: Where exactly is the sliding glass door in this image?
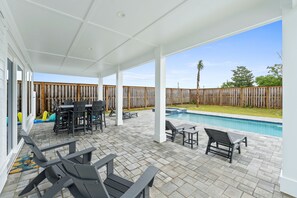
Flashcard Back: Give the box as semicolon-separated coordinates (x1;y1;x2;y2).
17;66;23;143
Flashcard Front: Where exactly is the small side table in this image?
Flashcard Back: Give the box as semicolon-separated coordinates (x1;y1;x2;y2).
183;129;199;149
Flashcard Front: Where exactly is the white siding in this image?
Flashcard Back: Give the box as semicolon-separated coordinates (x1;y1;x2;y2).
0;16;8;192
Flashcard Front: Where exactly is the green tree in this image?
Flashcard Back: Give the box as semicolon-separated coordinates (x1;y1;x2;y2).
255;64;282;86
221;81;234;88
196;60;204;107
231;66;254;87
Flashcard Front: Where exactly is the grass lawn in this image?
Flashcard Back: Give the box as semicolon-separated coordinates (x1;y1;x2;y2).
168;104;282;119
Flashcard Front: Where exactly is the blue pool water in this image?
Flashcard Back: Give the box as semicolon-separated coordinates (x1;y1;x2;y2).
167;113;282;137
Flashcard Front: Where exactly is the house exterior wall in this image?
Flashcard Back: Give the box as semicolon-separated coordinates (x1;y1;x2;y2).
0;6;34;193
0;14;9;193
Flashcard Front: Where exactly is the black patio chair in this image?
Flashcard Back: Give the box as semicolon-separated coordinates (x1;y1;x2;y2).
57;152;159;198
63;99;73;105
19;130;96;197
87;101;104;133
69;101;87;136
53;100;69;134
205;128;247;163
99;100;107;128
165;120;196;142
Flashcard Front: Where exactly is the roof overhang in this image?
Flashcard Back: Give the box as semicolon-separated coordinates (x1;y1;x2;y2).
2;0;281;77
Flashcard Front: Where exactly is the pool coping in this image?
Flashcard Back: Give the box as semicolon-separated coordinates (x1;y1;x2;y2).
186;110;282;123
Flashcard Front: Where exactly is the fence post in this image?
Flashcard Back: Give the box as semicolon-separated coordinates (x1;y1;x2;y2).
128;86;131;110
181;89;183;105
144;87;147;108
77;84;81;101
40;82;45;114
266;87;270;108
240;87;244;107
219;89;222;106
202;89;205;105
105;86;109;111
170;88;173;105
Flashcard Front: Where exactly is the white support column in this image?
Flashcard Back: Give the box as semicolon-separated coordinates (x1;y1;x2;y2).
115;66;123;125
98;75;103;101
280;2;297;197
154;47;166;143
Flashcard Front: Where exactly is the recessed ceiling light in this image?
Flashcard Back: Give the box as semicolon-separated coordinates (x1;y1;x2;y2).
117;11;126;18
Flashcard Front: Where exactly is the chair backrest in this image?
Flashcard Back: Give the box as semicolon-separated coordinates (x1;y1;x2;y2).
204;128;231;145
57;152;110;198
21;130;62;182
91;101;102;117
52;100;58;112
165;120;177;132
20;130;48;163
98;100;106;111
73;101;86;116
64;99;73;105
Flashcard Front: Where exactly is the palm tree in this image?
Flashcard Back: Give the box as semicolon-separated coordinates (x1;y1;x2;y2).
196;60;204;107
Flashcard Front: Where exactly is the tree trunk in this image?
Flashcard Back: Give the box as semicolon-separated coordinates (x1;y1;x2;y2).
196;71;200;107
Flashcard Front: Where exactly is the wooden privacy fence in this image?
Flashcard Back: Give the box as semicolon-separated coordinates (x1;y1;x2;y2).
190;86;282;109
27;82;282;115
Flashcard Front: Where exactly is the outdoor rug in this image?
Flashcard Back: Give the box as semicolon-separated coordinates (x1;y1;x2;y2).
9;154;39;174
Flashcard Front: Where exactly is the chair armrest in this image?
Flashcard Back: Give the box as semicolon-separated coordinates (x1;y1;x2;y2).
39;158;61;167
42;147;96;167
65;147;96;161
121;166;158;198
40;139;78;154
93;154;117;170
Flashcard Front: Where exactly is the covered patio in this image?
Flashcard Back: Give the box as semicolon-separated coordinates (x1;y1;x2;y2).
1;0;297;197
1;111;288;198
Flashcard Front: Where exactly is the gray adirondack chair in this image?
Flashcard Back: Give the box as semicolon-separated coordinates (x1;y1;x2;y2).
19;130;96;198
205;128;247;163
57;152;159;198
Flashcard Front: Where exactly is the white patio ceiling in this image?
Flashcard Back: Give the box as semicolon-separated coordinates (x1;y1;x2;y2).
6;0;281;77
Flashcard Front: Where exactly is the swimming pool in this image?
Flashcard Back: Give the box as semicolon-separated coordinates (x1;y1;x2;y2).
167;113;282;137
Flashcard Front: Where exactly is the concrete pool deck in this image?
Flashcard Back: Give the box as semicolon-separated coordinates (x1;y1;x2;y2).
0;110;291;198
187;110;282;124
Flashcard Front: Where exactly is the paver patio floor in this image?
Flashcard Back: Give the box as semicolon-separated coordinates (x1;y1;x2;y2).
0;110;293;198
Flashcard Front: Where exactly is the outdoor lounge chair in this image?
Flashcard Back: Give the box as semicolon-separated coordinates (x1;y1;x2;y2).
165;120;196;142
204;128;247;163
19;131;96;197
57;152;159;198
109;107;138;119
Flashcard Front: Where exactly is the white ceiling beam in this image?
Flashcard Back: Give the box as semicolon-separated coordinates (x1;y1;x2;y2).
119;51;154;72
25;0;83;22
26;48;113;64
87;21;157;47
25;0;157;51
85;0;188;74
59;0;97;68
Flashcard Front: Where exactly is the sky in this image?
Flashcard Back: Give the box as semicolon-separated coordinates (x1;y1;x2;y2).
34;20;282;88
